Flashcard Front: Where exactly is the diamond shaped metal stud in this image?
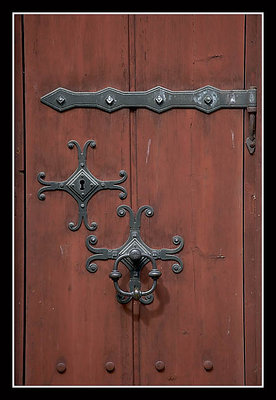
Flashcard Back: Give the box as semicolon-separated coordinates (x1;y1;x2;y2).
56;95;65;105
105;95;114;105
204;95;213;105
155;95;163;105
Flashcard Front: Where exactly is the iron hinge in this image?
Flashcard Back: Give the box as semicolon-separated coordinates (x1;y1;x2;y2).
41;85;257;114
41;85;257;154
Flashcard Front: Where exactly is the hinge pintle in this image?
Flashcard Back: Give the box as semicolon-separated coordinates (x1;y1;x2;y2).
246;86;257;155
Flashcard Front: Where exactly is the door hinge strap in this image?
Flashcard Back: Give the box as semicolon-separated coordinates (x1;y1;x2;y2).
41;85;257;114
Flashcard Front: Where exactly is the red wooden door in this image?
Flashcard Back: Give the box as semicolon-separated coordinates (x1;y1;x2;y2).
14;13;262;386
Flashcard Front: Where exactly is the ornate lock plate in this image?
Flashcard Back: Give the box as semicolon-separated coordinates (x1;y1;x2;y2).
37;140;128;231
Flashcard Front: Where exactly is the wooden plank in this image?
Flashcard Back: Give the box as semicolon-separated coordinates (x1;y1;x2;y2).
134;14;245;386
127;15;141;386
244;14;262;386
14;14;25;386
23;14;133;385
18;13;262;387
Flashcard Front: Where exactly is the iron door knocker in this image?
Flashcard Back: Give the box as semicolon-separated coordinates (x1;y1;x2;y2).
86;205;184;305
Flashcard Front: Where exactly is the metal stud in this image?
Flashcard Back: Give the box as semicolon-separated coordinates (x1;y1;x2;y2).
203;360;213;371
105;361;115;372
56;95;65;105
56;362;66;373
155;95;163;104
155;360;165;371
87;263;98;273
105;95;114;105
204;95;213;105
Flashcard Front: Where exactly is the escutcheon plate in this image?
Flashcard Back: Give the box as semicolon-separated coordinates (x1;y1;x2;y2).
37;140;128;231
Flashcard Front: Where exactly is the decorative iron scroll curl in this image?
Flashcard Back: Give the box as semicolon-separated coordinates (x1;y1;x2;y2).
86;205;184;305
37;140;128;231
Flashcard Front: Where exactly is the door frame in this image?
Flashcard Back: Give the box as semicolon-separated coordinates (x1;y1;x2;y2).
13;12;263;387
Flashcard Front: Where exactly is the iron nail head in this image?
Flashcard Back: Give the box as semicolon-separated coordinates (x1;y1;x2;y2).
105;361;115;372
87;263;98;273
155;360;165;371
56;362;66;373
155;95;163;104
203;360;213;371
204;95;213;105
56;96;65;105
105;95;114;105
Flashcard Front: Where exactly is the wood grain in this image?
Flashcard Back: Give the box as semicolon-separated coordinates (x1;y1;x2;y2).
24;14;132;385
244;14;262;386
14;14;25;386
134;14;245;386
15;13;262;387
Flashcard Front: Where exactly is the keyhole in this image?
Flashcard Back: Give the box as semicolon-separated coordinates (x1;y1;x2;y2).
80;179;85;191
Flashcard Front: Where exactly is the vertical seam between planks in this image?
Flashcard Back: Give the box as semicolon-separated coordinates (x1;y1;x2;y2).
128;14;137;386
242;13;247;387
127;14;134;386
21;13;27;386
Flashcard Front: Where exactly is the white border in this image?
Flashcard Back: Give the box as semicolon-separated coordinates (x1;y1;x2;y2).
12;11;264;389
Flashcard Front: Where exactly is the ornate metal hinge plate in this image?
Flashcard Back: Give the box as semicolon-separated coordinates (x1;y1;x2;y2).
86;205;184;305
37;140;128;231
41;85;257;114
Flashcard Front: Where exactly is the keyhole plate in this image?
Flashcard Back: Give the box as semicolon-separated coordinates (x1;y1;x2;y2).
67;170;99;201
80;179;85;191
37;139;128;231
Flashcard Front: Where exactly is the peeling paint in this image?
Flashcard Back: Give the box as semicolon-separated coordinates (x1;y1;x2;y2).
191;246;225;260
227;315;231;335
231;130;235;149
145;138;151;164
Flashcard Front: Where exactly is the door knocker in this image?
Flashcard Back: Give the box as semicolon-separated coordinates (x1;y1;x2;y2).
37;139;128;231
86;205;184;305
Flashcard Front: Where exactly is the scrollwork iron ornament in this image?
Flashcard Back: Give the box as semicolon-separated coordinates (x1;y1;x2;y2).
37;140;128;231
86;205;184;305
